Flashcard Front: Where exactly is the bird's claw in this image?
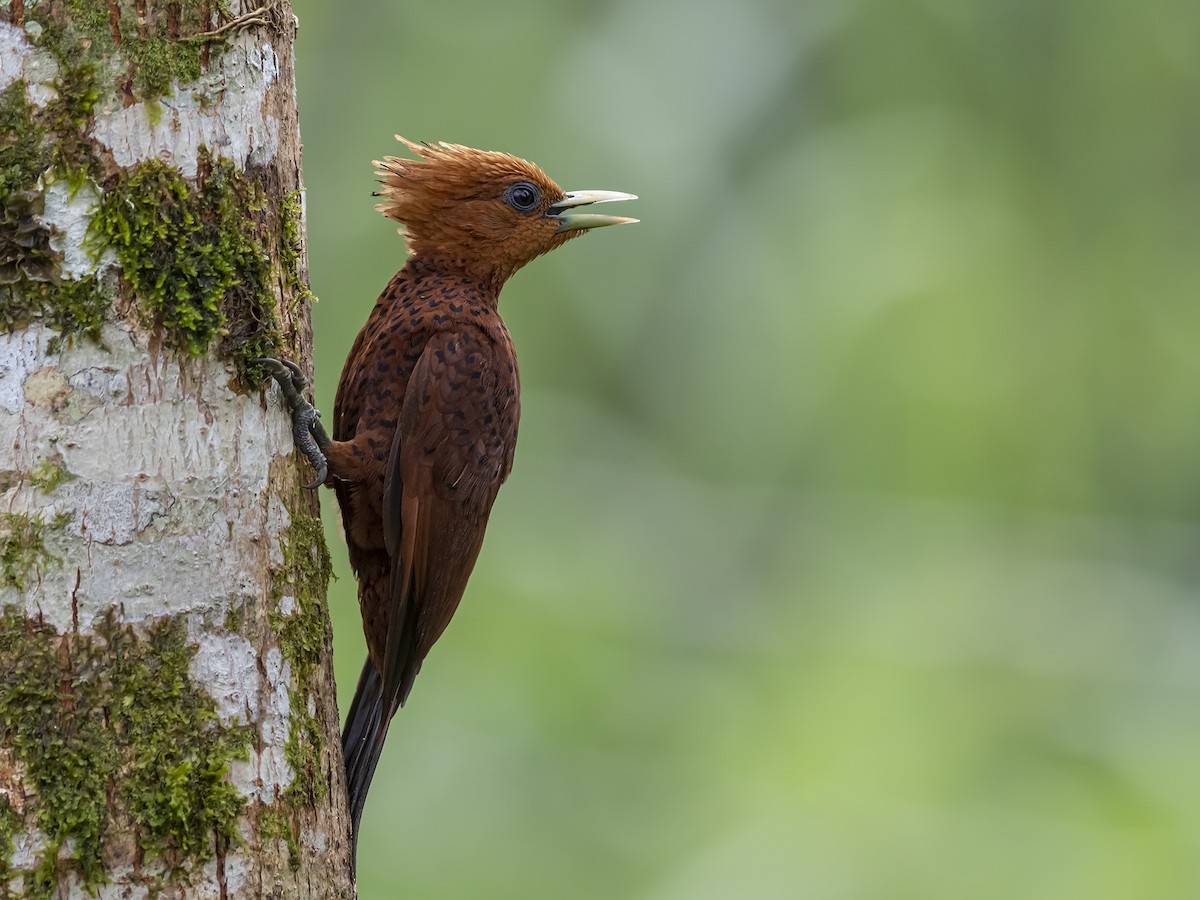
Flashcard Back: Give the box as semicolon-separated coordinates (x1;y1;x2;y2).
254;356;308;392
254;356;332;488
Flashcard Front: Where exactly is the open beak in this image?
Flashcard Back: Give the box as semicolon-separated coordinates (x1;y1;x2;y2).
549;190;639;233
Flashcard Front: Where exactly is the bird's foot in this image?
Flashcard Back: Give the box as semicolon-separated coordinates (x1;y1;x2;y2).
254;357;332;489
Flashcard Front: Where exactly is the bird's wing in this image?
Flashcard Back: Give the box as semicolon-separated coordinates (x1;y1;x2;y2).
379;328;515;716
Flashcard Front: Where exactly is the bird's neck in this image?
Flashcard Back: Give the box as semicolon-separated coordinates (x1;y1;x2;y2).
404;253;511;304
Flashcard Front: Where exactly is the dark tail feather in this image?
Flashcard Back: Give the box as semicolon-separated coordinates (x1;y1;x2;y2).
341;660;389;867
341;610;422;869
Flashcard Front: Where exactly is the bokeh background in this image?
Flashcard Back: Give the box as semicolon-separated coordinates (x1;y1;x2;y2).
291;1;1200;897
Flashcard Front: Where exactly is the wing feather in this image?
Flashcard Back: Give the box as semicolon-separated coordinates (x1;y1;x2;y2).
377;329;517;715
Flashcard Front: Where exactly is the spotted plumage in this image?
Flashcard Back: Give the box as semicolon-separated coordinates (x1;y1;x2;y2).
259;137;636;864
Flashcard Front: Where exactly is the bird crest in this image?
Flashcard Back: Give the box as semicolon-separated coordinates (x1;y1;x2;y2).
374;137;557;228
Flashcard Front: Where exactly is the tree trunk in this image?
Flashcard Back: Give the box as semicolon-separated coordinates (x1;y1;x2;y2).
0;2;352;897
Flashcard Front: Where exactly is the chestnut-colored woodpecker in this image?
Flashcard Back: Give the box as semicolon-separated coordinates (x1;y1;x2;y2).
258;137;637;861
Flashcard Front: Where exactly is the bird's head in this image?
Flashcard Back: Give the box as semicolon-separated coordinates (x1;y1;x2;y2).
374;137;637;288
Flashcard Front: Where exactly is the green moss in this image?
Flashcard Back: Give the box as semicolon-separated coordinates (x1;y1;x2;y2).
144;96;165;128
0;610;115;890
91;153;280;371
0;511;65;590
0;795;18;889
8;23;102;190
270;506;333;805
131;32;203;102
0;75;108;349
44;61;101;181
280;191;316;309
283;700;324;805
17;0;227;185
28;0;226;104
43;274;110;351
4;2;227;206
272;509;333;685
0;608;253;890
223;600;243;634
103;615;253;861
29;839;58;900
1;273;110;353
29;459;75;494
1;9;281;375
92;160;215;352
0;81;47;201
30;0;117;63
258;804;301;871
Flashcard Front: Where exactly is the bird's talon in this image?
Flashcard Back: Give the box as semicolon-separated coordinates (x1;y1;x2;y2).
303;464;328;491
278;357;305;379
253;356;308;390
279;359;309;392
257;355;333;485
251;356;288;378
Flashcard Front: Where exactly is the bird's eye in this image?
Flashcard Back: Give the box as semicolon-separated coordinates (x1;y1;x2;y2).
504;182;541;212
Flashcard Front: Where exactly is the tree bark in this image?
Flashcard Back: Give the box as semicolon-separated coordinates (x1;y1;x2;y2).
0;2;352;897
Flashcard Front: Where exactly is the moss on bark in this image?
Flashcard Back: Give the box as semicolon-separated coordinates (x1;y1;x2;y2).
0;608;253;895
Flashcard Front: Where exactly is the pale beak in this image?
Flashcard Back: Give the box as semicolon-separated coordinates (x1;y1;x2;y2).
548;190;639;233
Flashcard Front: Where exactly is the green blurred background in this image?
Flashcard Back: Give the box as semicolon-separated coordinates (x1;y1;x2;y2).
291;0;1200;896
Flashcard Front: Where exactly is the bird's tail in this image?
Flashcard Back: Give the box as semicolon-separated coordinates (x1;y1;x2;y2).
341;659;390;865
